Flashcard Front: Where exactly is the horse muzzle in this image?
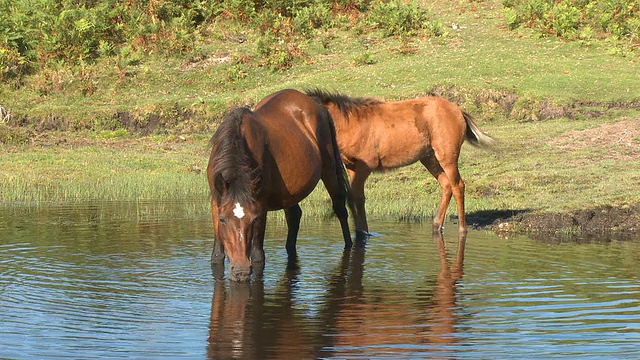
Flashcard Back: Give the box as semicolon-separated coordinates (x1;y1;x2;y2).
229;264;252;282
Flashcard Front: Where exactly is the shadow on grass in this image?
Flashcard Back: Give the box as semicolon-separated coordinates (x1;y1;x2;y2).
466;209;533;229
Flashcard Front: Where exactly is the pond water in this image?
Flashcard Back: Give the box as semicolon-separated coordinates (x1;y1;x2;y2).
1;201;639;359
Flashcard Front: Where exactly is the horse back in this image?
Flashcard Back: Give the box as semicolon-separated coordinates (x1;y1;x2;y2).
247;89;332;209
333;96;468;170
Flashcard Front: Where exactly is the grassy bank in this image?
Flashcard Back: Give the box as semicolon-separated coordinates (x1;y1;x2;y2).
2;113;638;227
1;0;639;233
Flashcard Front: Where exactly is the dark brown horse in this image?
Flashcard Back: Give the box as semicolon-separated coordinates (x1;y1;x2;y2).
306;89;496;235
207;89;352;281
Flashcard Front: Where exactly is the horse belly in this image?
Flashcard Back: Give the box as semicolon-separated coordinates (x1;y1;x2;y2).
265;143;322;210
375;126;429;170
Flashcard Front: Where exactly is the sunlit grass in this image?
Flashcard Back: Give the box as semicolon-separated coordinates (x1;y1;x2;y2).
0;144;209;203
1;0;639;226
2;116;639;224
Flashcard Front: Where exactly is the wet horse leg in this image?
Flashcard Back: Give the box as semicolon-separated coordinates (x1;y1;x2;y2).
211;238;225;279
284;204;302;259
211;237;225;266
250;213;267;278
347;164;372;241
321;169;353;248
420;152;467;234
210;200;226;278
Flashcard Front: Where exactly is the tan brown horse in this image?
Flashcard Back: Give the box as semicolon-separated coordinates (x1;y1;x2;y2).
306;89;496;235
207;89;352;281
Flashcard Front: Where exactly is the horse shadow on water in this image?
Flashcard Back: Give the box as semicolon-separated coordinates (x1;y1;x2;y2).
206;231;467;359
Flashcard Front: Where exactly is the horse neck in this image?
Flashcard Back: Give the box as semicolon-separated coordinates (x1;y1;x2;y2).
214;117;262;205
240;117;267;171
237;118;267;198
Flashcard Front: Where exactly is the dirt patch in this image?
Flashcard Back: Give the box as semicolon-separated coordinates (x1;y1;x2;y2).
549;118;640;161
471;203;640;240
425;85;640;122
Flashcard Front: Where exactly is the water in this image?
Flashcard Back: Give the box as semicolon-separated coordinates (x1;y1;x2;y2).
1;202;639;359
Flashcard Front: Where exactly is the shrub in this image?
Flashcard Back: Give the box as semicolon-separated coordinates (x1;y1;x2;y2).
503;0;639;52
0;0;220;76
1;0;445;78
547;0;582;38
366;0;442;37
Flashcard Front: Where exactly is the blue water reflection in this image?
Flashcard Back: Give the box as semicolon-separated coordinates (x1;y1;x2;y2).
1;202;639;359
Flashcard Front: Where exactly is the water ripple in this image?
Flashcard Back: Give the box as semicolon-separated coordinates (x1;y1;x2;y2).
2;205;640;359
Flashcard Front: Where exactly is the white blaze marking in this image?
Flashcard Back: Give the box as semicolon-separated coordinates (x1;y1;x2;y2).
233;202;245;219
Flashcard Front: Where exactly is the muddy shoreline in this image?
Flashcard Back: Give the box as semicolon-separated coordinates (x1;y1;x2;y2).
470;203;640;240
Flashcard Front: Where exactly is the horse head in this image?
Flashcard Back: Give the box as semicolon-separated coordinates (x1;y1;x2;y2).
213;171;262;282
208;106;264;282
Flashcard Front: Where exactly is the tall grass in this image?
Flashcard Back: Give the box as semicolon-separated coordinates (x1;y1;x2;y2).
2;117;639;223
0;142;209;203
1;173;207;203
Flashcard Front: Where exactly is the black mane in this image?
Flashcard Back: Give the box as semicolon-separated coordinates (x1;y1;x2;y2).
305;88;383;118
209;107;260;205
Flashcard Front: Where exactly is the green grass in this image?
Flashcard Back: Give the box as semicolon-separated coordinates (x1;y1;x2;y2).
0;140;209;203
1;0;639;226
3;1;639;127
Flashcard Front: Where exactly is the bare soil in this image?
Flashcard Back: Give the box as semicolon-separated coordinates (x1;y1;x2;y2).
479;204;640;240
549;118;640;161
474;118;640;239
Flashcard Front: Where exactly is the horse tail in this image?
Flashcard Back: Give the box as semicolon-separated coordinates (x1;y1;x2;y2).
325;107;353;209
463;111;497;147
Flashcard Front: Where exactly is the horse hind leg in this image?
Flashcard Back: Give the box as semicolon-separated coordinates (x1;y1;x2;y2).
347;165;372;242
285;204;302;259
421;154;466;234
320;168;354;248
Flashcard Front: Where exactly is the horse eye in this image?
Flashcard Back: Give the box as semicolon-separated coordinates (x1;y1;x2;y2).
219;217;227;225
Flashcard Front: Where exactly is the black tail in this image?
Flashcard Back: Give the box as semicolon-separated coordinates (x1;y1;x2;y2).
324;107;353;209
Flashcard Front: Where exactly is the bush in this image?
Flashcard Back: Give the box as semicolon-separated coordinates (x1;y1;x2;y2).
547;0;581;37
0;0;220;78
503;0;639;52
1;0;444;78
366;0;443;37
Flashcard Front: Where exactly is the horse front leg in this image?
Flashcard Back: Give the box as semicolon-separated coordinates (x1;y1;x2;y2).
211;238;225;279
250;213;268;279
210;200;226;278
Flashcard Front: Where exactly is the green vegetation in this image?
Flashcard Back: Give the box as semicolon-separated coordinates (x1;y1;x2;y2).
1;0;442;79
1;0;639;231
0;138;208;203
503;0;639;55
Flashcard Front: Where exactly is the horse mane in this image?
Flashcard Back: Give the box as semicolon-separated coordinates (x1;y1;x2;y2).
305;88;383;119
209;107;260;205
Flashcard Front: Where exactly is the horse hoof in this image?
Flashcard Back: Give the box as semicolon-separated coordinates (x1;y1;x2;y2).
355;230;371;245
211;262;225;280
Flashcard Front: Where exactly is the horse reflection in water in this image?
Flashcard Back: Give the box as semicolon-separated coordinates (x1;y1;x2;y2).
207;265;320;359
320;232;466;357
207;232;467;359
